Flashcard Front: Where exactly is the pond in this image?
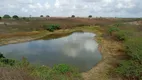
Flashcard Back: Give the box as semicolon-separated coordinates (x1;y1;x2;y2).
0;32;102;72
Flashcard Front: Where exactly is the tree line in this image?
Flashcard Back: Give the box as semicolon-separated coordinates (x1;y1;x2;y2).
0;14;93;20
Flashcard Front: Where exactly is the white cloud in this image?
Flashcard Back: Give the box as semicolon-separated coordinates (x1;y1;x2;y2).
21;8;28;12
0;0;141;17
29;4;36;9
44;2;50;9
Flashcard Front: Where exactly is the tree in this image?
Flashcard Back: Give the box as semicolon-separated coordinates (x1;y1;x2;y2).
13;15;19;19
0;16;2;20
88;15;92;18
71;15;75;18
3;14;11;19
46;15;50;17
40;15;44;17
0;52;5;58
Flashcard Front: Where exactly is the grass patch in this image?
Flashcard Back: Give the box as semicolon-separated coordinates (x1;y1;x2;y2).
0;54;82;80
43;24;60;32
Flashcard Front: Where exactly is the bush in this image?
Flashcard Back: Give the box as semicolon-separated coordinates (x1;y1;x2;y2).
124;38;142;61
116;37;142;79
116;60;142;80
88;15;92;18
40;15;44;17
53;64;72;74
31;66;51;80
0;16;2;20
0;58;16;66
108;26;120;35
3;14;11;19
43;24;60;32
46;15;50;17
71;15;75;18
114;31;129;41
13;15;19;20
0;52;5;58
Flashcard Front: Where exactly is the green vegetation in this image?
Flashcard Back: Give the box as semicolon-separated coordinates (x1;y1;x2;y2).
124;38;142;61
108;26;120;35
71;15;75;18
88;15;92;18
0;52;5;58
43;24;60;32
40;15;44;17
116;60;142;80
3;14;11;19
46;15;50;17
13;15;19;20
0;16;2;20
53;64;73;73
108;24;142;79
0;54;81;80
114;30;131;41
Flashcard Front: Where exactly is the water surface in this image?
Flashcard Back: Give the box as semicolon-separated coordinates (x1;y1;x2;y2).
0;32;102;71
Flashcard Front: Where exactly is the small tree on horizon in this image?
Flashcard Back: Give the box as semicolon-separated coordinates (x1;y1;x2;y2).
40;15;44;17
71;15;75;18
13;15;19;20
46;15;50;17
3;14;11;19
88;15;92;18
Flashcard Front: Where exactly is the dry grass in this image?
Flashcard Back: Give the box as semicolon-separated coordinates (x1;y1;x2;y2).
0;31;40;38
0;17;130;34
0;67;39;80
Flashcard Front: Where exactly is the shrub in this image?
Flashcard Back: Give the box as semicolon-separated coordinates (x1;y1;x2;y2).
43;24;60;32
22;17;26;20
114;31;129;41
3;14;11;19
13;15;19;20
108;26;120;35
0;16;2;20
46;15;50;17
31;66;51;80
124;38;142;61
20;57;30;67
31;64;80;80
71;15;75;18
53;64;72;74
0;52;5;58
116;60;142;80
116;37;142;79
0;58;16;66
40;15;44;17
88;15;92;18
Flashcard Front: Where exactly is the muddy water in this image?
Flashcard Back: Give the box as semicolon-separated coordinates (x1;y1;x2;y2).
0;32;102;72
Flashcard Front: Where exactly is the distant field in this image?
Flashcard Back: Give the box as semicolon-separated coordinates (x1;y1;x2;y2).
0;17;141;34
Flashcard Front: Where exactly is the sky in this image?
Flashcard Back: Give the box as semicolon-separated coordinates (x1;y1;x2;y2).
0;0;142;17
